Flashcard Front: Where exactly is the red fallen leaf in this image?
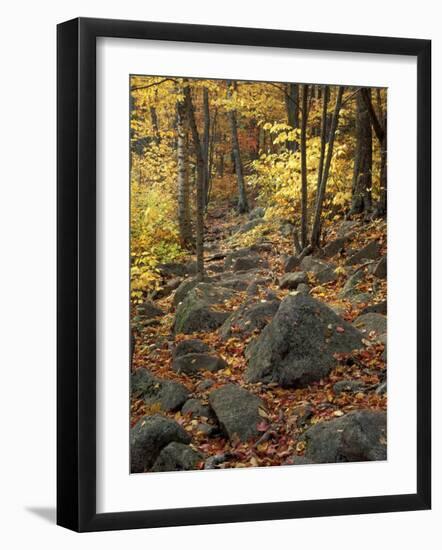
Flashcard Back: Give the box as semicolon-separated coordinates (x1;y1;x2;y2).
257;420;269;432
336;326;345;333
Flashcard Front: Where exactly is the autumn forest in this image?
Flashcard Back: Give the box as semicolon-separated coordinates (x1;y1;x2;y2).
130;76;388;474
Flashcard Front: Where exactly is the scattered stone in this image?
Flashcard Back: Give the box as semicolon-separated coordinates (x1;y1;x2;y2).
284;255;301;273
131;415;191;472
279;271;308;290
321;236;348;258
219;299;280;340
346;241;381;265
136;300;164;319
296;283;311;295
209;384;265;442
303;410;387;463
353;313;387;337
151;442;203;472
249;206;265;219
174;283;234;334
197;423;220;437
337;220;358;237
173;278;200;306
131;369;189;412
218;272;269;291
236;218;265;234
315;266;338;284
232;255;269;272
333;380;366;394
245;294;363;387
196;379;215;392
376;381;387;395
181;398;212;418
300;256;334;275
340;269;364;299
224;248;253;270
373;256;387;279
280;222;295;237
292;404;314;428
172;353;228;375
150;277;182;300
361;300;387;315
173;338;210;358
158;262;190;278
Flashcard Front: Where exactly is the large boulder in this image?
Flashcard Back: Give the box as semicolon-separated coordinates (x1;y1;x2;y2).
224;248;253;270
245;294;363;387
172;353;228;375
339;270;371;303
173;278;200;306
131;369;189;412
151;442;203;472
158;261;194;278
303;410;387;463
219;299;280;340
361;300;387;315
236;218;265;234
150;277;182;300
320;236;347;259
346;241;381;265
174;283;234;334
173;338;210;358
249;206;266;220
218;271;269;291
130;415;191;472
284;255;301;273
279;272;308;290
209;384;264;442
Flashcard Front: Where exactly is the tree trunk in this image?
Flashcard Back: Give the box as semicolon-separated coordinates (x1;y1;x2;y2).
227;81;249;213
311;86;345;248
285;83;299;152
176;91;193;249
351;89;373;215
150;106;160;144
202;88;210;206
184;86;205;281
300;84;309;249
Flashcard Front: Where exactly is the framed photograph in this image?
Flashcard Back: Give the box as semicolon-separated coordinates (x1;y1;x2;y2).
57;17;431;532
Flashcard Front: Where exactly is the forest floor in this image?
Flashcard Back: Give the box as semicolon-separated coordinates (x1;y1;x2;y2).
131;198;387;471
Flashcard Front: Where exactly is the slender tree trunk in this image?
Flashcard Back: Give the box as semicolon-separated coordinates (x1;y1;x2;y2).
285;83;299;152
227;81;249;213
351;89;373;215
316;85;329;197
300;84;309;249
206;108;218;206
176;91;193;249
202;88;210;206
150;106;160;144
184;86;205;281
311;86;345;248
361;88;387;216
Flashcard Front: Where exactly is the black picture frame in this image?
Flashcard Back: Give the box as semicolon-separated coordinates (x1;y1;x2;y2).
57;17;431;532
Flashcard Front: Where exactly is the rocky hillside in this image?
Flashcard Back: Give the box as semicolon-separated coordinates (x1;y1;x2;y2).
130;205;387;473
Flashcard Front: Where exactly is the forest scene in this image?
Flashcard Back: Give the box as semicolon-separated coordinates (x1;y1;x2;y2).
130;76;388;474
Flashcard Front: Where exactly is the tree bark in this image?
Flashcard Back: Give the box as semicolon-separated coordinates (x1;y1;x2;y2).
361;88;387;216
351;89;373;215
184;86;205;281
202;88;210;206
285;83;299;152
150;106;160;144
300;84;309;249
176;90;193;249
311;86;345;248
227;81;249;213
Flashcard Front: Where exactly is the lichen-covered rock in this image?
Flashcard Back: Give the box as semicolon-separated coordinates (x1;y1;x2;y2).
353;313;387;337
284;255;301;273
131;369;189;412
172;353;228;375
209;384;264;442
346;241;381;265
249;206;265;219
136;300;164;319
361;300;387;315
245;294;363;387
321;236;347;258
173;338;210;358
303;410;387;463
181;398;212;418
150;442;203;472
373;256;387;279
333;380;366;394
173;283;233;334
300;256;334;275
232;255;269;272
219;299;280;340
130;415;191;472
279;271;308;290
